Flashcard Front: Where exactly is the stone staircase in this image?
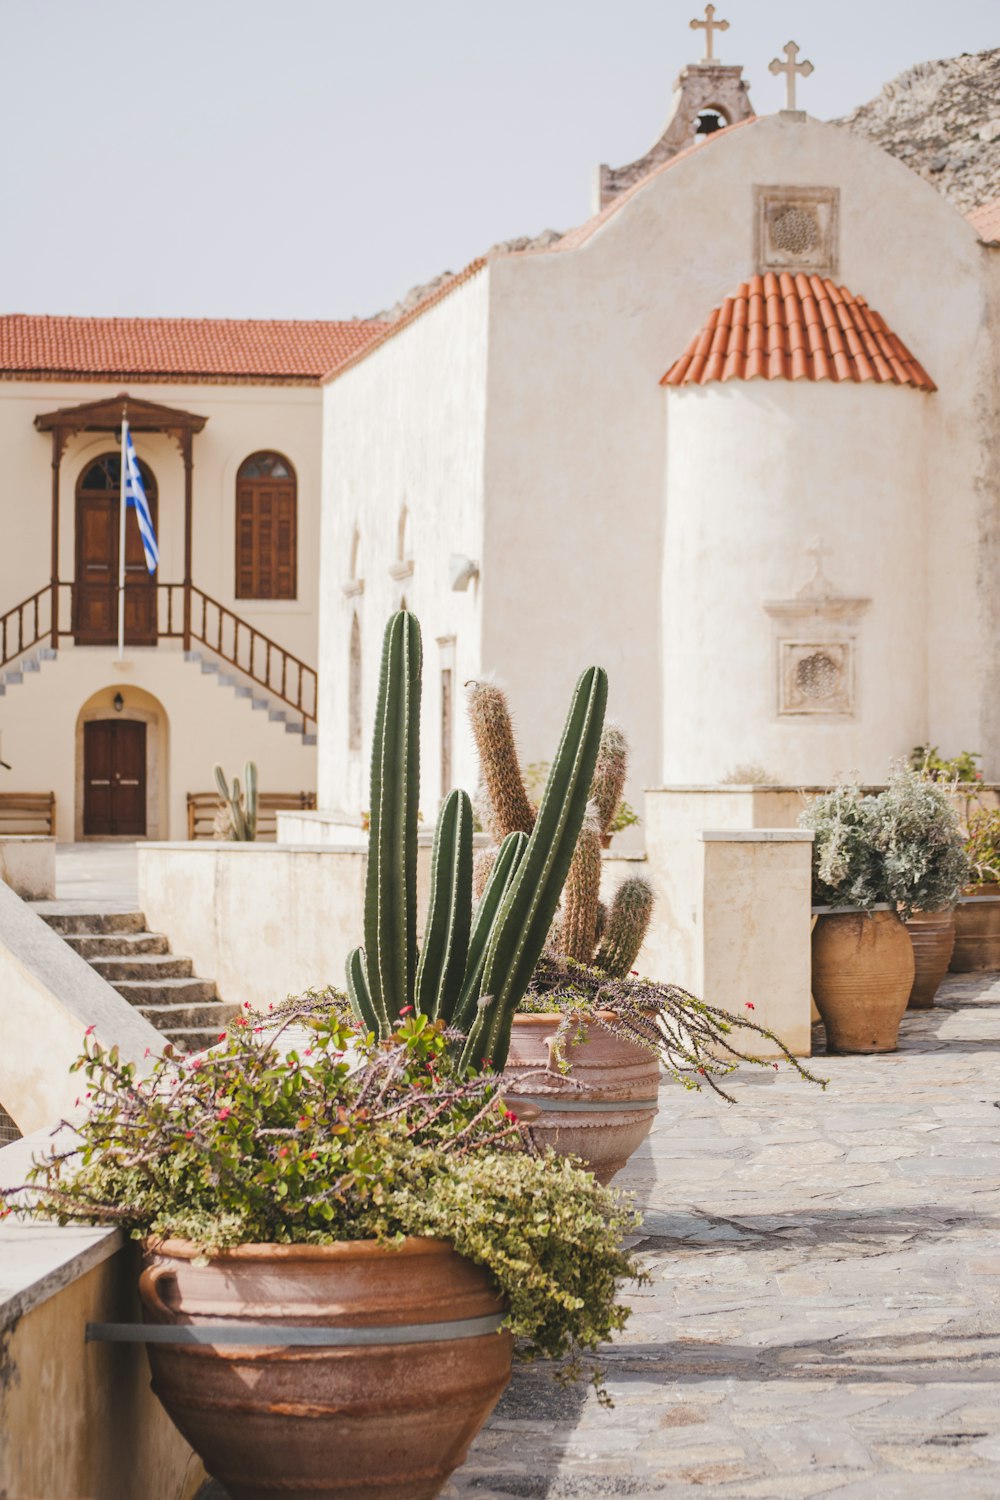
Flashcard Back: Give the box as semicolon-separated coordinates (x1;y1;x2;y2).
184;647;317;746
37;907;239;1052
0;645;57;695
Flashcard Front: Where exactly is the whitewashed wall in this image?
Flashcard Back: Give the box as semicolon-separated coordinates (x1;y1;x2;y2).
662;381;929;784
318;272;490;820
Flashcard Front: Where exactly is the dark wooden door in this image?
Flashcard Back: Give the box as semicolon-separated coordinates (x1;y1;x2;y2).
83;720;147;836
75;454;158;645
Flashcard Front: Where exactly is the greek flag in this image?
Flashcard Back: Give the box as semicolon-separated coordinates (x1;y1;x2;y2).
124;429;158;573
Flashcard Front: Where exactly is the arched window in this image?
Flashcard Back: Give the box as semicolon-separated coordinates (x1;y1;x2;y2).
348;613;362;753
236;452;297;600
695;107;728;137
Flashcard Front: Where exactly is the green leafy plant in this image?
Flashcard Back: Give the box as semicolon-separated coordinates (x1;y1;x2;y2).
468;693;653;977
910;745;983;783
213;760;258;841
345;612;607;1071
4;1009;640;1382
521;956;827;1100
964;807;1000;885
801;766;968;918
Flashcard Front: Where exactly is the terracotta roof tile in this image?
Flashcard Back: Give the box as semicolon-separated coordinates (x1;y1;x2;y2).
661;276;936;392
0;316;388;384
967;199;1000;245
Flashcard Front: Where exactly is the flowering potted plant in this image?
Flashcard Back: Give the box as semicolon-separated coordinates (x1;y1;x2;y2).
11;1013;637;1500
801;766;968;1049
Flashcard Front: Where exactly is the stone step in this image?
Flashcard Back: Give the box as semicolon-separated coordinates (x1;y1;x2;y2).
160;1026;232;1054
139;1001;241;1032
90;953;194;981
63;931;170;958
110;977;219;1007
38;908;147;935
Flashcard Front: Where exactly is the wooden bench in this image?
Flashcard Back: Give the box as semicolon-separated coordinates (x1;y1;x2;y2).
0;792;56;835
187;791;316;842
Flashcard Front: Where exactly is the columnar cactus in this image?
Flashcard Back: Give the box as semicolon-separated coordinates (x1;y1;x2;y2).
213;760;259;841
346;611;607;1070
466;684;654;977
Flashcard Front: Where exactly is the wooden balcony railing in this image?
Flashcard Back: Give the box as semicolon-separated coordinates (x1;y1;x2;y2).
0;581;318;731
158;583;317;729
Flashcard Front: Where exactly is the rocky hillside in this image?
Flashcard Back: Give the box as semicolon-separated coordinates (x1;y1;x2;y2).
837;49;1000;214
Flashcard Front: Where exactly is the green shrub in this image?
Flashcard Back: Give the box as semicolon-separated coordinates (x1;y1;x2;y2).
801;766;968;918
4;1008;640;1384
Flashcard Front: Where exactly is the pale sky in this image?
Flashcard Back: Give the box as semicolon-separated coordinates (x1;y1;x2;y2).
1;0;996;320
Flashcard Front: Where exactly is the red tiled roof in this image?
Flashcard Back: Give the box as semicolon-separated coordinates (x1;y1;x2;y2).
0;316;389;384
967;199;1000;245
661;273;936;391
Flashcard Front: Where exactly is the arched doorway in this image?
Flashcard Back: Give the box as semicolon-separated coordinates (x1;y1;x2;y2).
75;452;158;645
76;685;167;839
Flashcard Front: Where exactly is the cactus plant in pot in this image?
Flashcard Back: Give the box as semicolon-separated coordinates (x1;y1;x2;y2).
8;612;642;1500
466;682;823;1182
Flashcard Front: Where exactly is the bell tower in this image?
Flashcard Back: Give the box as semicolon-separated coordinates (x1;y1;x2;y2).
594;7;754;212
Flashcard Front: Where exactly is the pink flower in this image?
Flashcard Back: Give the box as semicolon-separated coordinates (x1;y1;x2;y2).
278;1146;289;1158
184;1130;194;1139
216;1107;231;1121
144;1047;151;1057
399;1005;414;1016
85;1025;96;1037
504;1109;519;1124
745;1002;755;1011
243;1001;251;1009
772;1063;779;1071
218;1032;226;1041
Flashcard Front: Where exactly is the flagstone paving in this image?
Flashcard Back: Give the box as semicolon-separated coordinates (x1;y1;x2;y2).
445;972;1000;1499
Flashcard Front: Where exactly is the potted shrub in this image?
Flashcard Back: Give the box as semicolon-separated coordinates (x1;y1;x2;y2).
465;682;822;1183
9;1012;638;1500
801;768;967;1050
952;806;1000;971
877;767;968;1007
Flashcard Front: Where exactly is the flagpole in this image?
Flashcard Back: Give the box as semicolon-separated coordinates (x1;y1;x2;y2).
117;411;128;661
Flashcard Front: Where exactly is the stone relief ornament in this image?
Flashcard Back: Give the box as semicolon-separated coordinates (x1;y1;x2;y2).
754;185;840;277
764;540;870;719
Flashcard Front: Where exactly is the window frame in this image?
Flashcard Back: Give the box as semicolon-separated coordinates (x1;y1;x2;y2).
235;450;298;602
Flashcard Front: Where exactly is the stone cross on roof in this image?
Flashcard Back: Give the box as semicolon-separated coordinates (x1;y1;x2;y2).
690;5;729;63
769;40;814;111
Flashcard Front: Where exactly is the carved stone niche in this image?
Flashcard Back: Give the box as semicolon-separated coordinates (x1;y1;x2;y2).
754;186;840;278
764;551;870;719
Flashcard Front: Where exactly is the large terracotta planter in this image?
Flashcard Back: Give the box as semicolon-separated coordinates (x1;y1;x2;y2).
811;910;914;1053
138;1237;512;1500
503;1012;660;1184
950;883;1000;972
905;910;956;1009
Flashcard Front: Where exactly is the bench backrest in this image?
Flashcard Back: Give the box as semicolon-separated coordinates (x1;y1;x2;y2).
186;791;316;841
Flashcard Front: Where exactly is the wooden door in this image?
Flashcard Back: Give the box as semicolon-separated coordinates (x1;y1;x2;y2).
83;720;147;836
75;454;158;645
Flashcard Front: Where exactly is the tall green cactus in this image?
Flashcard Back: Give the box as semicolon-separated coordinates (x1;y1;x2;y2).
346;611;606;1071
213;761;259;841
466;687;654;978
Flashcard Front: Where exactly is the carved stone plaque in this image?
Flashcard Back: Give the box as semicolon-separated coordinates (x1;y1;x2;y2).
779;640;853;716
754;186;840;277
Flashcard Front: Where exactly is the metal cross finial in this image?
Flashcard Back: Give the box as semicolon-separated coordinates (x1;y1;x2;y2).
769;40;814;111
690;4;729;63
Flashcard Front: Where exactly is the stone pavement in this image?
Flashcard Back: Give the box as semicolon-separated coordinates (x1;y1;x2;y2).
445;973;1000;1499
53;841;139;907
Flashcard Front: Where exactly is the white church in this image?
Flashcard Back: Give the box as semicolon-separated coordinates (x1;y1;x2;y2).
2;24;999;844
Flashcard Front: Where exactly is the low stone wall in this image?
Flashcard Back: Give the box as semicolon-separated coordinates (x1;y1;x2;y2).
138;841;436;1012
0;882;161;1135
0;1132;204;1500
0;835;55;900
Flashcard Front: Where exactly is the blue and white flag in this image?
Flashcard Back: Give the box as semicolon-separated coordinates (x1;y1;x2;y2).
124;430;158;573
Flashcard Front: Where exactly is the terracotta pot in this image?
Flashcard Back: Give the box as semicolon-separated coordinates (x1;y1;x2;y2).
503;1012;660;1184
905;910;956;1008
950;883;1000;972
811;910;914;1053
138;1237;512;1500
